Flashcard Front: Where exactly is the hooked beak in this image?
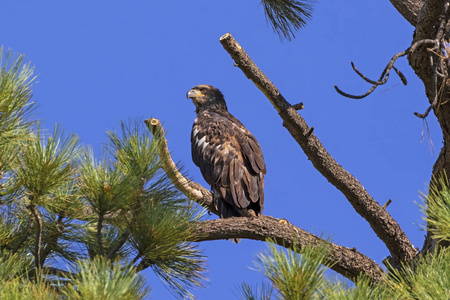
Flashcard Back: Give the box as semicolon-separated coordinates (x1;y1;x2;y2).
186;89;205;99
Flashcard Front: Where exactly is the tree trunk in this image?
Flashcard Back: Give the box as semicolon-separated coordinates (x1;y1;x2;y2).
392;0;450;252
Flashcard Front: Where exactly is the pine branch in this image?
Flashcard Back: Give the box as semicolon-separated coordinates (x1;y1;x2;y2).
191;216;385;283
40;214;65;267
107;231;130;260
10;219;34;255
144;118;216;214
29;204;42;269
144;118;385;282
261;0;314;41
389;0;423;26
97;213;105;256
218;32;417;266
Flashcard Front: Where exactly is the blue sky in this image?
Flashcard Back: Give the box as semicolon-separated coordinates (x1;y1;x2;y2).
1;0;440;299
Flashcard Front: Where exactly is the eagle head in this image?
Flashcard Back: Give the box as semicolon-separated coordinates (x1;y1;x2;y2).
187;84;228;113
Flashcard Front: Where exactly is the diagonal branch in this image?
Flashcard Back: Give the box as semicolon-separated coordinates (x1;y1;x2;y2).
389;0;424;26
191;216;386;283
144;118;386;282
219;32;416;265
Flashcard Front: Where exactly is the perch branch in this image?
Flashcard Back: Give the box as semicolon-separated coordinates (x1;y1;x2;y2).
191;216;386;283
144;118;386;282
144;118;217;215
219;32;416;264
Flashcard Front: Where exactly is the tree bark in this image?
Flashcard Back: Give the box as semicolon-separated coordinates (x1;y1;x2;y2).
192;216;386;283
219;33;417;266
146;118;386;283
400;0;450;252
389;0;423;26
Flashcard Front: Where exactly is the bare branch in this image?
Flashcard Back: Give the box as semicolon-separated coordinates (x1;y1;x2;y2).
335;39;438;100
219;32;417;264
382;199;392;210
191;216;386;283
389;0;423;26
144;118;217;215
144;118;386;281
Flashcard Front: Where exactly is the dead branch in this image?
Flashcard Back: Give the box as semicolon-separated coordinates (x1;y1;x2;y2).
144;118;386;282
389;0;423;27
144;118;217;215
219;32;416;264
335;39;439;100
191;216;386;283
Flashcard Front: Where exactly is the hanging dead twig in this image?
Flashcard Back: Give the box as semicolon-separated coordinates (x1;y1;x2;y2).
335;39;438;100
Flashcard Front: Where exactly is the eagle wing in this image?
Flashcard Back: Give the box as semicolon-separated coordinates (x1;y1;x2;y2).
191;111;266;216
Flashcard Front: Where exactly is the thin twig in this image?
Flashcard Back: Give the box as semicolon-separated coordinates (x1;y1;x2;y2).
97;213;105;256
336;39;439;99
107;231;130;260
29;204;42;269
292;102;304;110
40;214;65;267
382;199;392;209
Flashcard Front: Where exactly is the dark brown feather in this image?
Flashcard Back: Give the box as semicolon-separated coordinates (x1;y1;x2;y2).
191;109;265;217
188;85;266;220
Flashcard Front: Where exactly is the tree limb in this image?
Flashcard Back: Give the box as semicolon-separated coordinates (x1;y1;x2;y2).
191;216;386;283
219;32;417;265
389;0;424;26
29;204;42;269
144;118;386;282
335;39;438;99
144;118;217;215
97;213;105;256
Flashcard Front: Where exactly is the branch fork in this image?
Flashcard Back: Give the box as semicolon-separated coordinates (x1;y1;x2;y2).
145;32;420;282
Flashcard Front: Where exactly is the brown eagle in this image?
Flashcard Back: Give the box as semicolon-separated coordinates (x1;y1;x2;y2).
187;84;266;219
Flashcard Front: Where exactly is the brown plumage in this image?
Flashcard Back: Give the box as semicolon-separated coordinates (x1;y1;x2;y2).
187;85;266;220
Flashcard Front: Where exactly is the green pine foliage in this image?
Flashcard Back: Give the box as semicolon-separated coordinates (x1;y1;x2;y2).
254;240;331;299
0;50;205;299
236;281;274;300
261;0;315;41
421;175;450;243
2;44;449;299
239;178;450;300
61;256;150;300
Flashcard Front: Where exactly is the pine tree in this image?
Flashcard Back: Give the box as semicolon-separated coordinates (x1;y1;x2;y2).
0;48;206;299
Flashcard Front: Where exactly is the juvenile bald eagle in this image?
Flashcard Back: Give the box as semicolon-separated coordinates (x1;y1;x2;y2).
187;84;266;220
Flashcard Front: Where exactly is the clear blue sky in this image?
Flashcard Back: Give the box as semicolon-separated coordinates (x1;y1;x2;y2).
1;1;440;299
